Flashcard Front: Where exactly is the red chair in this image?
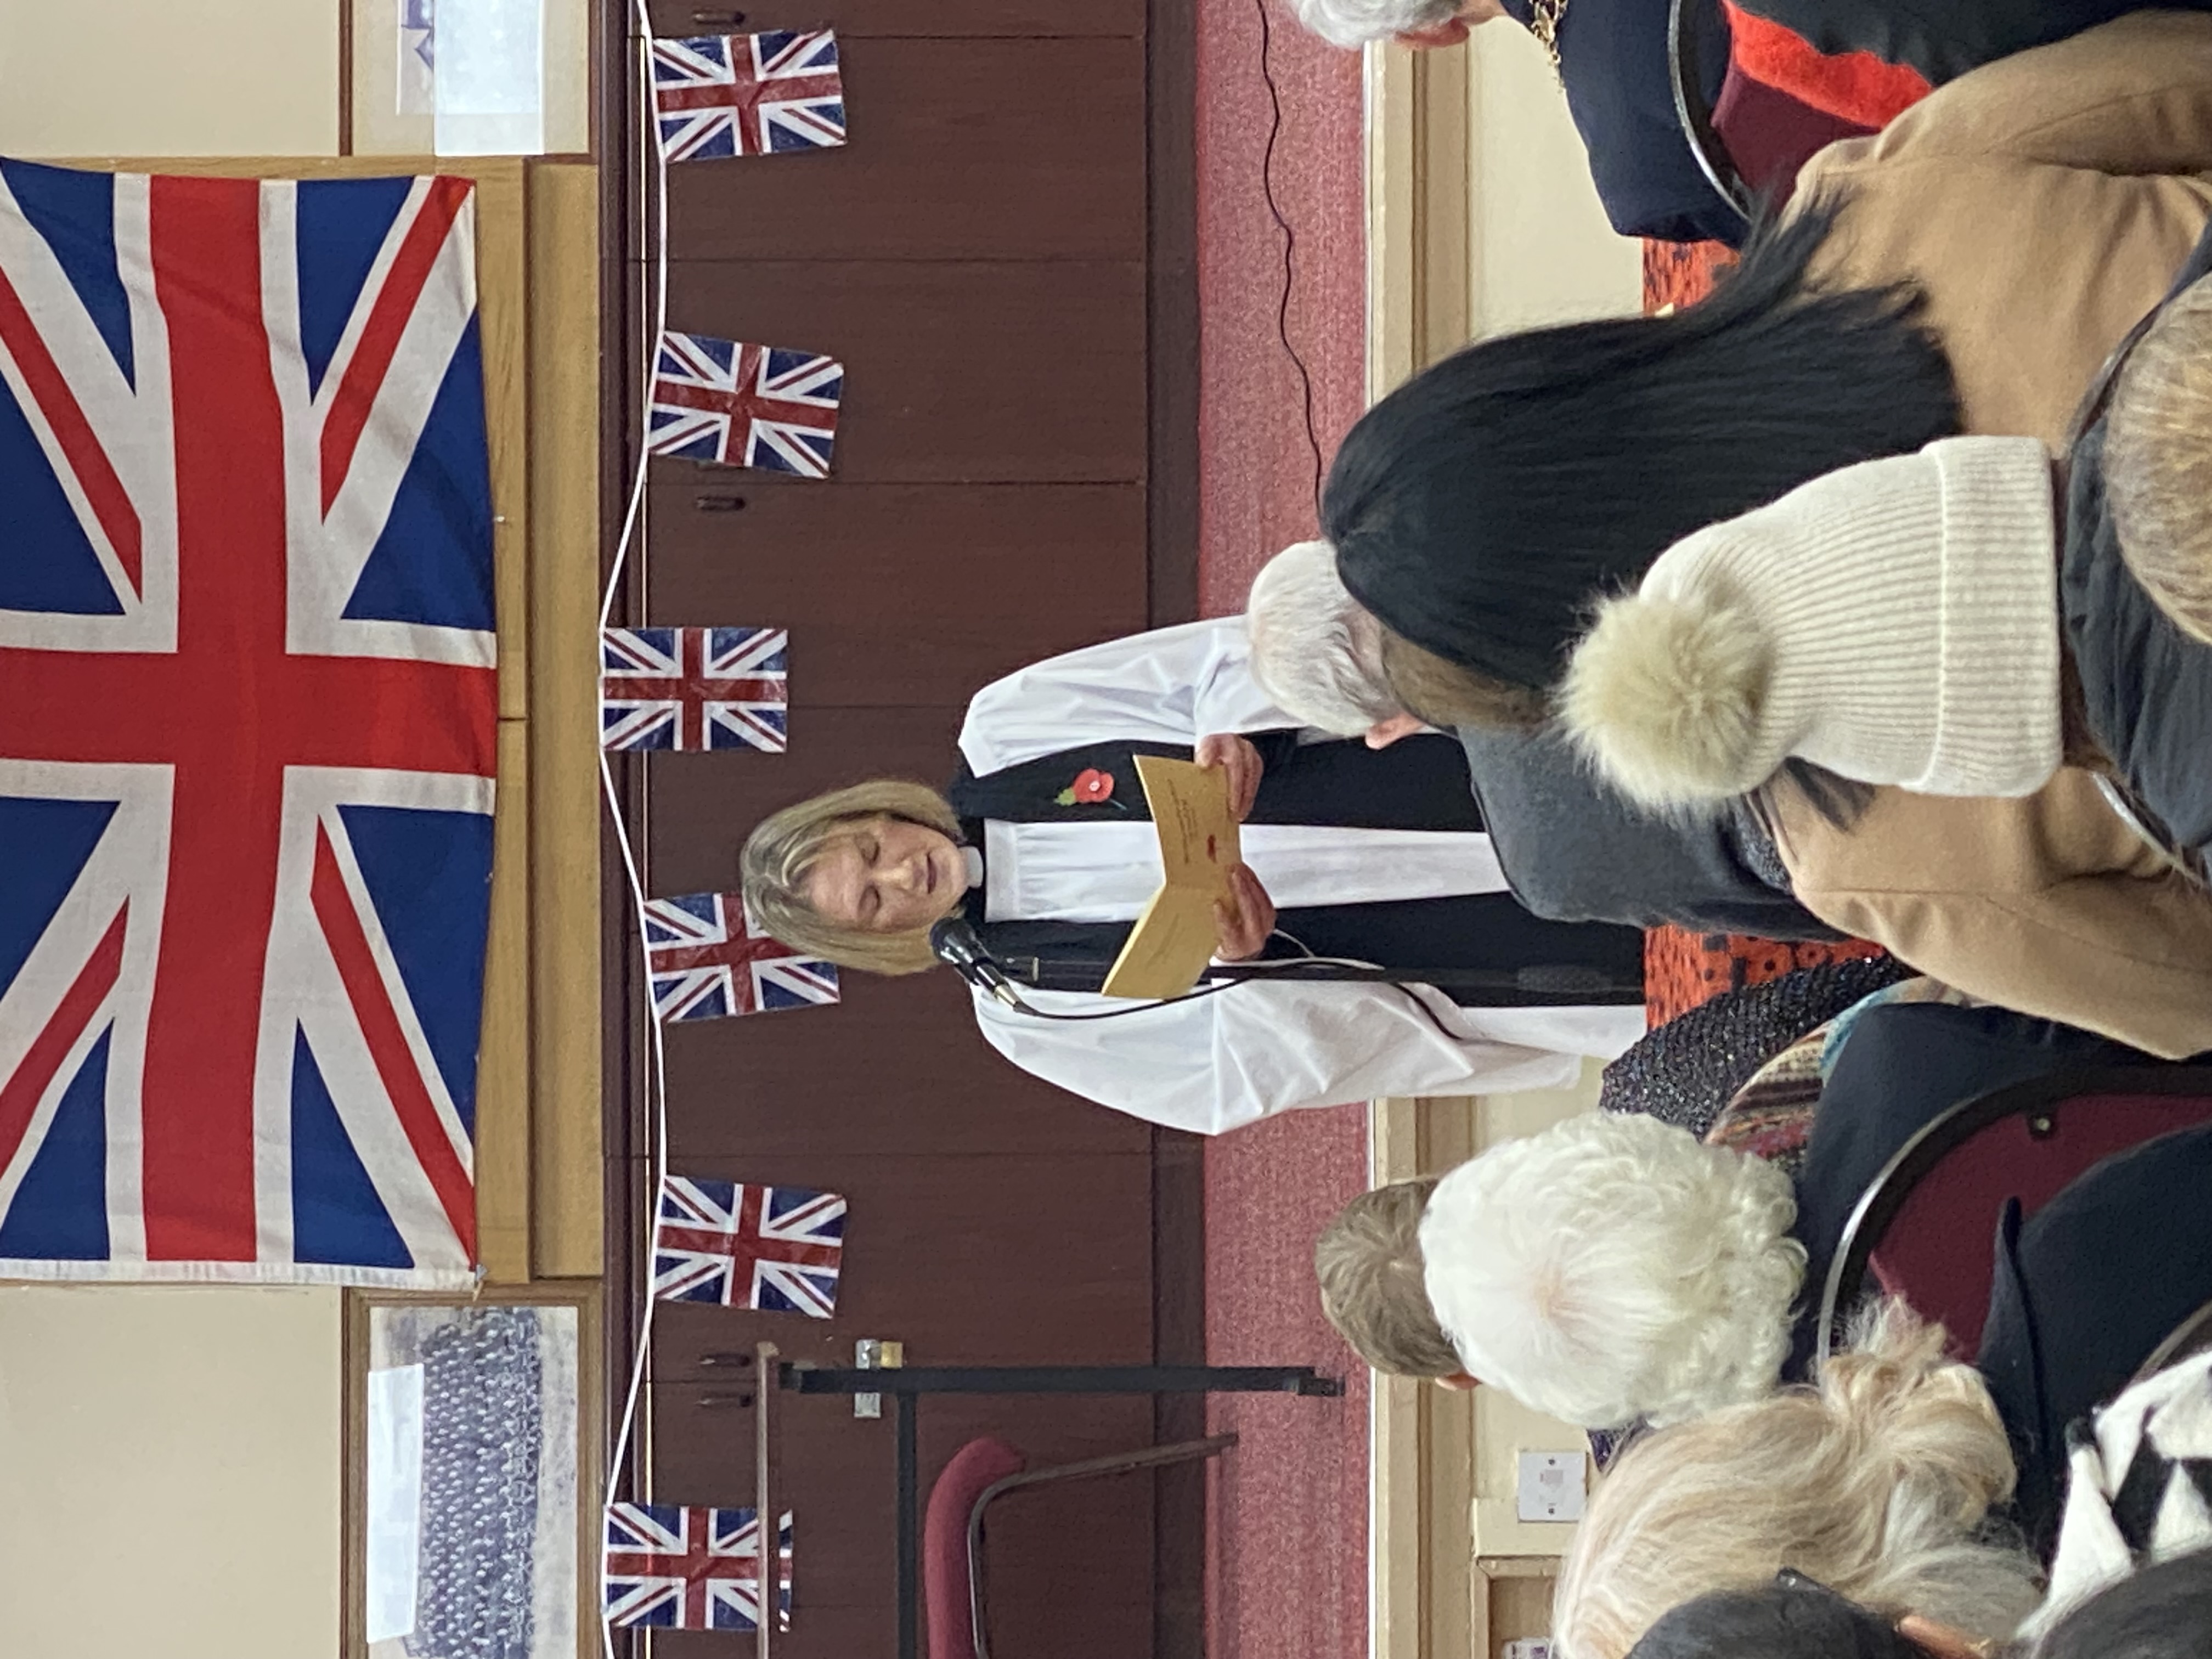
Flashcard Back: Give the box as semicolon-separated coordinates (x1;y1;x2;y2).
1814;1068;2212;1363
1668;0;1935;228
922;1432;1236;1659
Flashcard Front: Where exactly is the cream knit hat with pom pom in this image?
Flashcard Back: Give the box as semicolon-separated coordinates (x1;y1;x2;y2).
1560;437;2062;812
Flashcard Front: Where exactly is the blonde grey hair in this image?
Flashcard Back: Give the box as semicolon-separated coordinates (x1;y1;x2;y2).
1553;1303;2043;1659
1419;1110;1805;1428
2104;272;2212;646
737;780;963;976
1380;626;1551;730
1314;1177;1463;1376
1291;0;1460;48
1246;539;1405;735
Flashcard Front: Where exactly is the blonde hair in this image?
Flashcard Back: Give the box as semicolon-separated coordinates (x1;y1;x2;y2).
1553;1304;2042;1659
737;780;964;976
2104;273;2212;645
1420;1111;1805;1428
1379;627;1550;731
1314;1177;1462;1376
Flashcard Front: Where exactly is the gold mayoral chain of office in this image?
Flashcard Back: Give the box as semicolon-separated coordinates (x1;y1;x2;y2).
1527;0;1568;74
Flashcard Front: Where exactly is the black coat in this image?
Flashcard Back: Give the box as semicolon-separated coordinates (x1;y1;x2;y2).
945;731;1649;1004
1976;1119;2212;1557
1500;0;1742;245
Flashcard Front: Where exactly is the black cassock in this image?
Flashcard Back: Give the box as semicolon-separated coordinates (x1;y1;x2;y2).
943;730;1647;1007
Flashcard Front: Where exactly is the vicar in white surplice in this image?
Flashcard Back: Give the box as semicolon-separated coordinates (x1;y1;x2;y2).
738;618;1647;1135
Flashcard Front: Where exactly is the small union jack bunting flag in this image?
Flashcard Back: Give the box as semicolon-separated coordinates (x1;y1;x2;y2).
653;1177;847;1316
603;1503;794;1631
651;30;846;162
648;331;843;477
644;890;840;1022
601;627;788;753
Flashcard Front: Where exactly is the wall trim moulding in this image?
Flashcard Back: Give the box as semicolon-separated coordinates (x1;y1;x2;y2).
1364;43;1472;407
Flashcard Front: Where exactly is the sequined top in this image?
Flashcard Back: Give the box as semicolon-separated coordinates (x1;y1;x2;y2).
1598;957;1914;1139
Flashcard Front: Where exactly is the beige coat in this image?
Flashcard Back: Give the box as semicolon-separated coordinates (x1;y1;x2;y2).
1764;10;2212;1057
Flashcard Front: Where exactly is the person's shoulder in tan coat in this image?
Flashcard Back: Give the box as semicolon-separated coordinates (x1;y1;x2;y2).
1762;11;2212;1059
1800;8;2212;448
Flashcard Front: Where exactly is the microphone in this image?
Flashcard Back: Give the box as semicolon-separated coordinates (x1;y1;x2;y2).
929;917;1025;1009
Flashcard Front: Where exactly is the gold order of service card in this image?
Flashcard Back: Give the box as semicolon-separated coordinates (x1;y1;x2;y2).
1098;755;1243;999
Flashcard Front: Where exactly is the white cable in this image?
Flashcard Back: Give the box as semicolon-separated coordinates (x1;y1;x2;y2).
603;0;673;636
599;746;669;1487
599;6;674;1654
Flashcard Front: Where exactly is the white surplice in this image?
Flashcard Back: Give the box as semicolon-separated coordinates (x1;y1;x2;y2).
980;820;1506;921
958;616;1295;776
953;619;1645;1135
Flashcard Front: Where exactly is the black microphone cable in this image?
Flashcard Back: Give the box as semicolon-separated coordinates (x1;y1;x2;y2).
1254;0;1330;522
934;917;1465;1038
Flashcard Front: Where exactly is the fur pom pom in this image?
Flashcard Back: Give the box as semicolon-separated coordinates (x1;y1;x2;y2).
1560;586;1774;810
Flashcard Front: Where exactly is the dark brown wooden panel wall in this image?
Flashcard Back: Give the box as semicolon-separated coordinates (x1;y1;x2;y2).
606;2;1200;1656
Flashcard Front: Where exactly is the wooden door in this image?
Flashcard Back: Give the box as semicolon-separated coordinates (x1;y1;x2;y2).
646;38;1146;261
644;479;1148;707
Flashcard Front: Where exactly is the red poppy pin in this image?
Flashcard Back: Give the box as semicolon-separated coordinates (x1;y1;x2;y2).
1055;767;1122;808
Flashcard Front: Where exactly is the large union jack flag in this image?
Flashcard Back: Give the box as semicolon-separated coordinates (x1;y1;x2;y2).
603;1503;794;1631
0;160;496;1286
652;1176;846;1316
651;30;847;162
601;625;788;753
643;890;839;1023
647;330;842;478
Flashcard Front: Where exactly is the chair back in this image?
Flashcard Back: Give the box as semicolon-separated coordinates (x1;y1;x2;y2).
1815;1068;2212;1363
923;1437;1025;1659
2135;1297;2212;1384
1668;0;1756;232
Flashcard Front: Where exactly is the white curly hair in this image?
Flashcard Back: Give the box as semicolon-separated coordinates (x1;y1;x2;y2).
1245;539;1405;735
1290;0;1463;48
1419;1110;1805;1429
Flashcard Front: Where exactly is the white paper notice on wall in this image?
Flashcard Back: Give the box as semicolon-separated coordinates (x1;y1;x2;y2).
392;0;548;153
1515;1449;1587;1522
365;1363;428;1643
398;0;437;113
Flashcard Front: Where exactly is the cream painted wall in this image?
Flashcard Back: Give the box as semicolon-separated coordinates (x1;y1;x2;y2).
0;1286;342;1659
1465;24;1642;336
0;1;340;157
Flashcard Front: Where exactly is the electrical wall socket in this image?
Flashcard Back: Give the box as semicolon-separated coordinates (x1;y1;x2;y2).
1505;1640;1554;1659
1515;1450;1587;1522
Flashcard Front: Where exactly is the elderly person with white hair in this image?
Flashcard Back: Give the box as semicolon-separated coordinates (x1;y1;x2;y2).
1247;539;1842;939
1313;992;2202;1423
1314;1107;1816;1421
